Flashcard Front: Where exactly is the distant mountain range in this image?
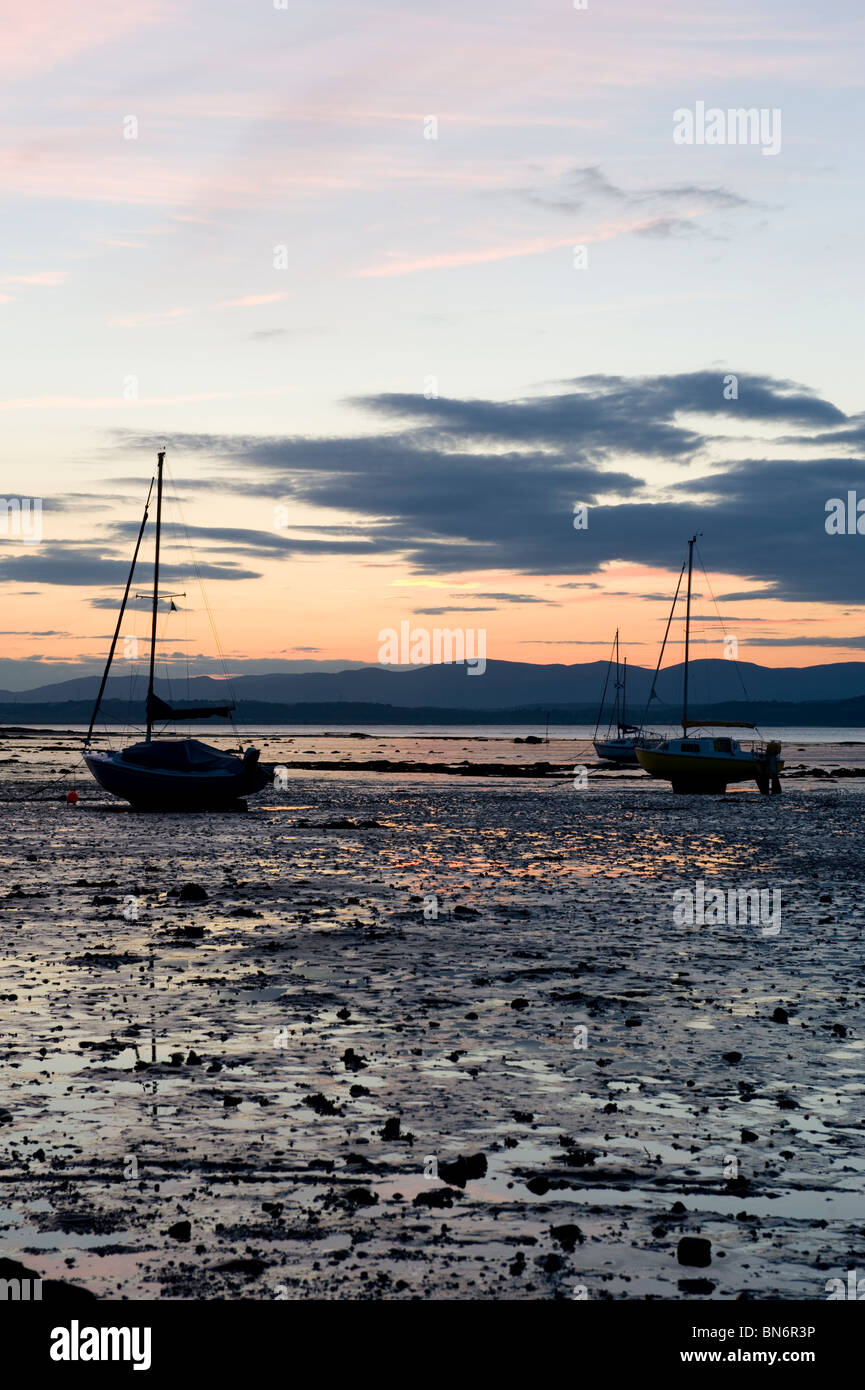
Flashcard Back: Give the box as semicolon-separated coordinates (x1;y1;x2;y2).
2;658;865;726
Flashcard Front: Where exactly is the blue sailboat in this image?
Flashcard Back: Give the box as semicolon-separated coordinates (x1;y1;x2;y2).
83;451;271;810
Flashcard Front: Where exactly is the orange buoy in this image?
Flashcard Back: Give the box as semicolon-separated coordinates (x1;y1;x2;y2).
65;790;79;806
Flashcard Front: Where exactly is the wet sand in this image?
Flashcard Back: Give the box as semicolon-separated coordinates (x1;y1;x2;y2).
1;735;863;1300
4;727;865;786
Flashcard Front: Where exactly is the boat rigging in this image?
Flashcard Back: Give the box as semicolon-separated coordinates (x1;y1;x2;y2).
83;450;272;810
635;537;783;794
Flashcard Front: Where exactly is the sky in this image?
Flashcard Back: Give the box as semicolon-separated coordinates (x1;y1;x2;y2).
1;0;864;690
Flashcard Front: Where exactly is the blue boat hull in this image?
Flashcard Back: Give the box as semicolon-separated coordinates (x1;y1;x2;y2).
84;742;271;810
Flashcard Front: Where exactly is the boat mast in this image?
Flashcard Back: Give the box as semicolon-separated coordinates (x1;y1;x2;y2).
85;478;154;746
640;560;685;728
682;534;696;734
145;450;165;743
614;629;620;733
621;656;627;735
593;633;615;740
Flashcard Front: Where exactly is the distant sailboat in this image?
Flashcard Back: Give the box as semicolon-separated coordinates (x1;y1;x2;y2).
635;536;783;794
83;450;272;810
593;631;642;764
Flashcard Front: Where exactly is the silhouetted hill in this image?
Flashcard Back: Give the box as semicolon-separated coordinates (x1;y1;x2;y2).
5;693;865;727
3;657;865;713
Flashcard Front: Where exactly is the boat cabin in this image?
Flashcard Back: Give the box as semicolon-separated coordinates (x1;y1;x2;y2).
655;736;743;758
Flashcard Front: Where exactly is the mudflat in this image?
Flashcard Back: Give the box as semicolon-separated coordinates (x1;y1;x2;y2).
1;738;862;1300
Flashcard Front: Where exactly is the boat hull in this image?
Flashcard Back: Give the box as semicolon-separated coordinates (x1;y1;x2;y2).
84;747;271;810
636;746;784;794
593;738;639;766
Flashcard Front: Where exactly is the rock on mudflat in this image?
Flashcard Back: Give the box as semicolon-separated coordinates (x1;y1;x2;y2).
413;1187;456;1209
214;1257;266;1276
178;883;207;902
679;1278;715;1295
677;1237;712;1267
303;1092;343;1116
438;1153;488;1188
344;1188;378;1207
550;1223;585;1252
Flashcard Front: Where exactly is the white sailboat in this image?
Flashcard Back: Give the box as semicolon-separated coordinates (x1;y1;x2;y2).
593;631;642;764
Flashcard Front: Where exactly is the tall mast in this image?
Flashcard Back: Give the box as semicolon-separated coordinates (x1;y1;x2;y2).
146;450;165;743
614;629;620;732
682;534;696;734
640;560;685;728
622;656;627;735
85;479;154;746
593;635;615;740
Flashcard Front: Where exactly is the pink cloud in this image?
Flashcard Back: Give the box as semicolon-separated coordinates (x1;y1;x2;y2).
109;307;192;327
0;270;65;286
0;0;168;80
0;131;537;209
217;292;290;309
352;214;700;279
110;293;290;326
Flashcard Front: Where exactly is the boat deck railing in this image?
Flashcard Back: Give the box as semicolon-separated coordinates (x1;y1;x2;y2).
743;741;783;760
